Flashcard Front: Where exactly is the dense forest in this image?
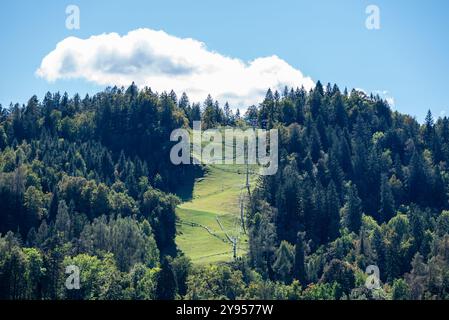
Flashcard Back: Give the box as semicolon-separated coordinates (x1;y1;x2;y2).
1;81;449;300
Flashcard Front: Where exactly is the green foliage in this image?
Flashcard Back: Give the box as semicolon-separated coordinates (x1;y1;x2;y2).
185;264;245;300
342;183;363;234
62;253;119;300
156;256;177;300
2;82;449;300
293;232;307;286
320;259;356;298
391;278;410;300
81;216;160;272
273;241;294;283
301;282;340;300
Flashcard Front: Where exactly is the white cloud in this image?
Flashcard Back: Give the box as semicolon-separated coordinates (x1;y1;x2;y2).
36;28;314;107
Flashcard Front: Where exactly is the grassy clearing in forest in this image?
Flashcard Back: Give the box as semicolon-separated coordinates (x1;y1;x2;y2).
175;127;261;264
176;162;256;264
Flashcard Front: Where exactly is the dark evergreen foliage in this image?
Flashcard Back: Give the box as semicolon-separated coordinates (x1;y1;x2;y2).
2;82;449;300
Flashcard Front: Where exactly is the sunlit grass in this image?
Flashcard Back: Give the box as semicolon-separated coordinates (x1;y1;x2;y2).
175;164;255;264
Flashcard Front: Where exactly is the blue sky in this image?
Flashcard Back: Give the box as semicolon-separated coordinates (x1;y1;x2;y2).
0;0;448;121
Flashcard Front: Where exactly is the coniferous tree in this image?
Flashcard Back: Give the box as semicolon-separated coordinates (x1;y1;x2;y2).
424;110;434;147
273;241;294;284
156;257;177;300
380;174;395;223
293;232;307;286
343;183;363;234
326;182;341;242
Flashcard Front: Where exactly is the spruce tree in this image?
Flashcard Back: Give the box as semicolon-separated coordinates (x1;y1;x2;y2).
344;183;363;233
156;257;177;300
380;174;395;223
293;232;307;286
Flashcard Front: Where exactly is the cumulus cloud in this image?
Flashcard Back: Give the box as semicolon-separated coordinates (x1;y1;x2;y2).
36;28;314;107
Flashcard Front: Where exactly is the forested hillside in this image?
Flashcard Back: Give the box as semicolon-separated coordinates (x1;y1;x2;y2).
0;84;192;299
1;81;449;300
246;82;449;300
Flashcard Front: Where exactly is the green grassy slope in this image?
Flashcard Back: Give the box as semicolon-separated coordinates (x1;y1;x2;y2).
175;127;264;264
176;163;255;264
